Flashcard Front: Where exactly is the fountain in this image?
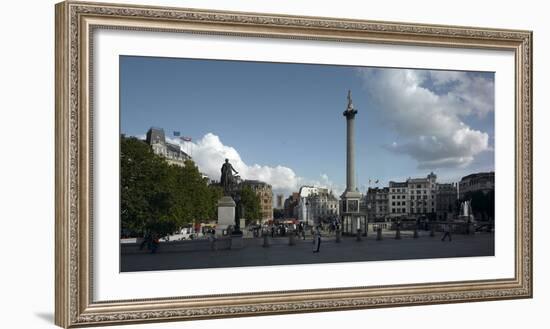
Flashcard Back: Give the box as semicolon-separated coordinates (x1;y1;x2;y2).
458;200;475;234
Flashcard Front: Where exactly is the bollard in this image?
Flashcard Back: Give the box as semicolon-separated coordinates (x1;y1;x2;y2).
289;230;296;246
430;224;435;237
356;229;362;241
262;232;270;248
335;228;341;243
413;228;419;239
395;227;401;240
210;237;217;251
377;227;382;241
468;223;475;235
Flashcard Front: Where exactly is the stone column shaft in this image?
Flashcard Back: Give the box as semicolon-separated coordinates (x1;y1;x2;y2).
346;115;356;192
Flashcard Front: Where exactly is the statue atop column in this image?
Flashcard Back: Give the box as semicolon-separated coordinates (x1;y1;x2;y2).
347;89;355;110
220;158;239;195
343;89;358;118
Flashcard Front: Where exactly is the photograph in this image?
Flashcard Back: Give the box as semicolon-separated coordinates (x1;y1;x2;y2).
52;2;533;327
2;0;545;327
119;56;496;272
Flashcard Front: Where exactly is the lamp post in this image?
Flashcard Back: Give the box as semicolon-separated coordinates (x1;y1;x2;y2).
356;215;361;241
233;193;241;234
305;200;310;227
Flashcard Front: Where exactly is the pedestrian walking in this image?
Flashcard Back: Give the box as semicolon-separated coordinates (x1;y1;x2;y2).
299;222;306;240
441;221;452;242
209;229;217;250
139;232;150;250
150;233;159;253
313;226;322;253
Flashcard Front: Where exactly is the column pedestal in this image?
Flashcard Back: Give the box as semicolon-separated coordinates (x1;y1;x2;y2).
217;196;236;236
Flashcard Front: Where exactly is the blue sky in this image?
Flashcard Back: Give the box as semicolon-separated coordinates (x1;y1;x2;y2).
120;56;494;196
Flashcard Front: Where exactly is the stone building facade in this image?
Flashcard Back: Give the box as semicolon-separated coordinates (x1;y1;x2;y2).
458;172;495;199
388;181;409;219
145;127;191;167
275;194;284;209
407;172;437;218
295;186;339;225
283;192;300;219
242;180;273;222
363;187;389;221
436;183;458;220
307;190;339;222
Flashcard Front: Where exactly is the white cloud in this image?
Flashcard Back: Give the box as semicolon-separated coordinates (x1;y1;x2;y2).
306;173;344;196
356;68;493;169
167;133;301;196
166;133;345;198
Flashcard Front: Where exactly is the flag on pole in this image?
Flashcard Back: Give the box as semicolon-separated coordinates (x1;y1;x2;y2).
181;136;192;142
173;131;181;137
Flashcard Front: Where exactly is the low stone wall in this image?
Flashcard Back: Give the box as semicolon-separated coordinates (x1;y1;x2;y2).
387;221;480;234
121;236;233;254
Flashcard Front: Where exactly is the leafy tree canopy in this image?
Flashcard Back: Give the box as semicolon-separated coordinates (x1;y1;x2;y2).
239;185;262;221
120;136;220;237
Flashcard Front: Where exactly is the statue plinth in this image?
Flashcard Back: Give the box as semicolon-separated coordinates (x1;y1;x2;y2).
216;196;236;236
341;189;362;201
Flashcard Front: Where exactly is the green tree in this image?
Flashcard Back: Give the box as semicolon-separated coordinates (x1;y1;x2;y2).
239;185;261;221
120;136;220;238
120;136;174;237
167;160;221;227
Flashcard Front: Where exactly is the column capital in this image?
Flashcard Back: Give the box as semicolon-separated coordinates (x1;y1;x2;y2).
343;109;358;118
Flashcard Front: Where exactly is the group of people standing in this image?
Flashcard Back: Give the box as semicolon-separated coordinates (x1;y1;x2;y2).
256;222;324;253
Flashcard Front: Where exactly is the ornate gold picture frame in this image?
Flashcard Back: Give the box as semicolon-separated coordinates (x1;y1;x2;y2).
55;1;532;327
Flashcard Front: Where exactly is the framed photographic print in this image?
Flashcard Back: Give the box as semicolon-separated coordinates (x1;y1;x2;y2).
55;1;532;327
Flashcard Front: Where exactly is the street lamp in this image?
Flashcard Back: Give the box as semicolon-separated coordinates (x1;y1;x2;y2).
305;200;310;227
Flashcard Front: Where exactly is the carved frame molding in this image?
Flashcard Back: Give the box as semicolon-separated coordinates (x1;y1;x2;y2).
55;1;532;327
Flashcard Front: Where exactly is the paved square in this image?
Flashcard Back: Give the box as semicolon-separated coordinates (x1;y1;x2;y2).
121;232;494;272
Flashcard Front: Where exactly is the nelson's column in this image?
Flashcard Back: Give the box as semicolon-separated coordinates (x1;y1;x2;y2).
340;90;366;238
